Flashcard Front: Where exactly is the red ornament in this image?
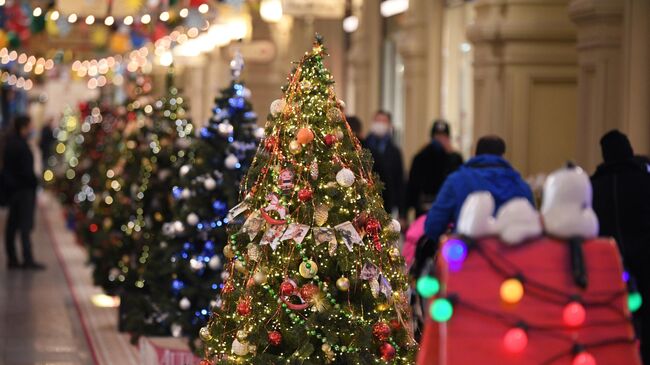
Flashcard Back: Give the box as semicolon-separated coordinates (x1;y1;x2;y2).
89;223;98;233
300;283;319;301
221;281;234;294
366;218;383;251
268;330;282;346
199;360;212;365
379;342;396;361
298;188;313;202
236;299;251;316
372;322;392;341
324;134;337;146
389;319;401;331
280;280;296;296
265;136;278;151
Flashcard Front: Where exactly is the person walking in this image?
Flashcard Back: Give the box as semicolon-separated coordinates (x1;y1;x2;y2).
591;130;650;363
3;115;45;270
423;135;533;242
364;110;405;216
406;119;464;217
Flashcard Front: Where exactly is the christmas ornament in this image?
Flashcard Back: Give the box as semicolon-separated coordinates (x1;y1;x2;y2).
247;244;261;261
265;136;278;151
310;160;319;180
278;170;295;192
225;154;239;169
300;283;319;301
231;338;249;356
171;323;182;337
180;164;190;177
373;322;391;341
299;260;318;278
389;319;401;331
179;297;191;310
389;219;401;233
234;259;247;273
280;280;297;296
298;188;313;202
268;330;282;346
181;189;191;199
204;177;217;190
222;281;234;294
366;217;382;250
314;204;329;226
217;121;234;136
334;128;345;140
186;213;199;226
236;330;248;341
336;168;355;187
388;246;401;260
199;326;212;341
236;299;251;316
296;127;314;144
289;140;303;154
336;277;350;291
300;79;312;90
253;270;267;284
379;342;396;361
223;245;235;259
199;360;211;365
324;134;337;146
270;99;286;115
254;127;265;140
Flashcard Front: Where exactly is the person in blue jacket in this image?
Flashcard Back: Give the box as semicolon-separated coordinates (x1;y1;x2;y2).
424;135;534;241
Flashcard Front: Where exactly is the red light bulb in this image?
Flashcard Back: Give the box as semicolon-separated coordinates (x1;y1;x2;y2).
563;301;586;327
573;352;597;365
503;328;528;353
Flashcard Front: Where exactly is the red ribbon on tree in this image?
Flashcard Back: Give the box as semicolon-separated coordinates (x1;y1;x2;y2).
366;218;382;251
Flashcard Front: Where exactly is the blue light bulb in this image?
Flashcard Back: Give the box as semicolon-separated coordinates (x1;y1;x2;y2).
442;239;468;265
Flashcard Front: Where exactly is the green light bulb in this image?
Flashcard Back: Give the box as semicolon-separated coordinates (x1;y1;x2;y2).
430;298;453;322
416;276;440;298
629;292;643;312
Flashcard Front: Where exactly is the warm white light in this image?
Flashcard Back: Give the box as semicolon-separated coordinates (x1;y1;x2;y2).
33;7;42;17
141;14;151;24
50;10;59;21
85;15;95;25
380;0;409;17
24;79;33;90
68;13;78;23
197;33;214;53
0;0;5;6
208;24;230;47
91;294;120;308
179;8;188;18
159;50;173;66
104;16;114;26
260;0;283;23
87;78;98;89
460;42;472;53
228;18;248;41
17;53;26;64
124;16;133;25
198;3;209;14
343;15;359;33
187;27;199;38
44;59;54;70
159;11;169;22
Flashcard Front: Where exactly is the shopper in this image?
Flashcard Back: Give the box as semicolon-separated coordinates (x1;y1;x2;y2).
364;110;404;215
3;115;45;270
406;119;464;217
591;130;650;363
424;135;533;242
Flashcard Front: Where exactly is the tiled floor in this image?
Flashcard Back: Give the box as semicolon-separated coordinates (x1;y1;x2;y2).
0;194;93;365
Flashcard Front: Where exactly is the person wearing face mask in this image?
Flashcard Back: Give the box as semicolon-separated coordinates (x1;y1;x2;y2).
2;115;45;270
364;110;405;216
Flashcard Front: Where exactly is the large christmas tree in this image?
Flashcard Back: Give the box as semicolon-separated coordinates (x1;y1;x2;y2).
200;37;416;364
129;53;263;348
46;106;84;208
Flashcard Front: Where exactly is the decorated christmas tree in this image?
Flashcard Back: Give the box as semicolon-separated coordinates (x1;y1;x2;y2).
46;106;84;208
200;37;416;364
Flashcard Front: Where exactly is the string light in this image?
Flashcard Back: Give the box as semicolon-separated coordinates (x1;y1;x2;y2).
416;275;439;298
68;13;77;23
123;15;133;25
179;8;189;18
104;16;114;26
198;3;210;14
141;14;151;24
503;328;528;353
50;10;59;21
441;238;468;265
628;292;642;312
85;15;95;25
32;7;42;17
563;301;586;327
430;298;454;322
573;351;597;365
159;11;170;22
500;278;524;304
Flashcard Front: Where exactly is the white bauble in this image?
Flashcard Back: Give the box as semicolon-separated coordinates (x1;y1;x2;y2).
162;223;174;236
181;189;191;199
179;297;191;310
389;219;401;234
204;177;217;191
269;99;286;115
253;127;265;140
336;168;355;187
186;213;199;226
173;221;184;234
179;165;191;177
217;121;234;137
208;255;222;270
171;323;182;338
225;154;239;169
221;271;230;281
231;339;249;356
337;99;346;109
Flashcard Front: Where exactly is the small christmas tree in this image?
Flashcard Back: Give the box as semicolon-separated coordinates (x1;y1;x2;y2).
46;106;84;208
200;37;416;364
133;52;263;348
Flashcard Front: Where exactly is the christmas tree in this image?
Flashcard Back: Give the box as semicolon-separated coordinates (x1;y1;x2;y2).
200;37;416;364
130;52;263;348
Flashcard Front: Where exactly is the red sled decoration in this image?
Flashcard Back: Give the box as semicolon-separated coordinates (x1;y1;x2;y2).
417;236;641;365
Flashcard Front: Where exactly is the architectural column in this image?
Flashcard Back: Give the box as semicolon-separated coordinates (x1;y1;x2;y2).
397;0;444;166
569;0;625;171
468;0;578;176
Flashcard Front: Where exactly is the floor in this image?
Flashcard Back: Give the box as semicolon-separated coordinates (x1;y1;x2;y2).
0;194;93;365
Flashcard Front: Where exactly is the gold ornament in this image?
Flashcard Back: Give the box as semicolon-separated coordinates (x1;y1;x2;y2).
299;260;318;278
253;270;268;284
300;80;312;90
154;212;163;222
247;244;261;262
336;277;350;291
289;140;302;154
388;247;401;260
199;326;212;341
236;330;248;341
223;245;235;259
376;302;390;311
334;128;344;140
314;204;329;226
234;259;247;273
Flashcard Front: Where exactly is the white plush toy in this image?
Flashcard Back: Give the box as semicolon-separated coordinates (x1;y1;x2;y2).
495;198;542;245
456;191;497;238
541;166;599;239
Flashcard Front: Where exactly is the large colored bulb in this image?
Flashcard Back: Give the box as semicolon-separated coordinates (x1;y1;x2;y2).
430;298;453;322
503;328;528;353
500;278;524;304
573;352;597;365
563;301;586;327
628;292;643;313
442;239;467;265
416;276;440;298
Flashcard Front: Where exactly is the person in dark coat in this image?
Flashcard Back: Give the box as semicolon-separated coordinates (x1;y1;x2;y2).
364;110;404;216
406;119;464;217
3;115;45;270
424;136;533;241
591;130;650;363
